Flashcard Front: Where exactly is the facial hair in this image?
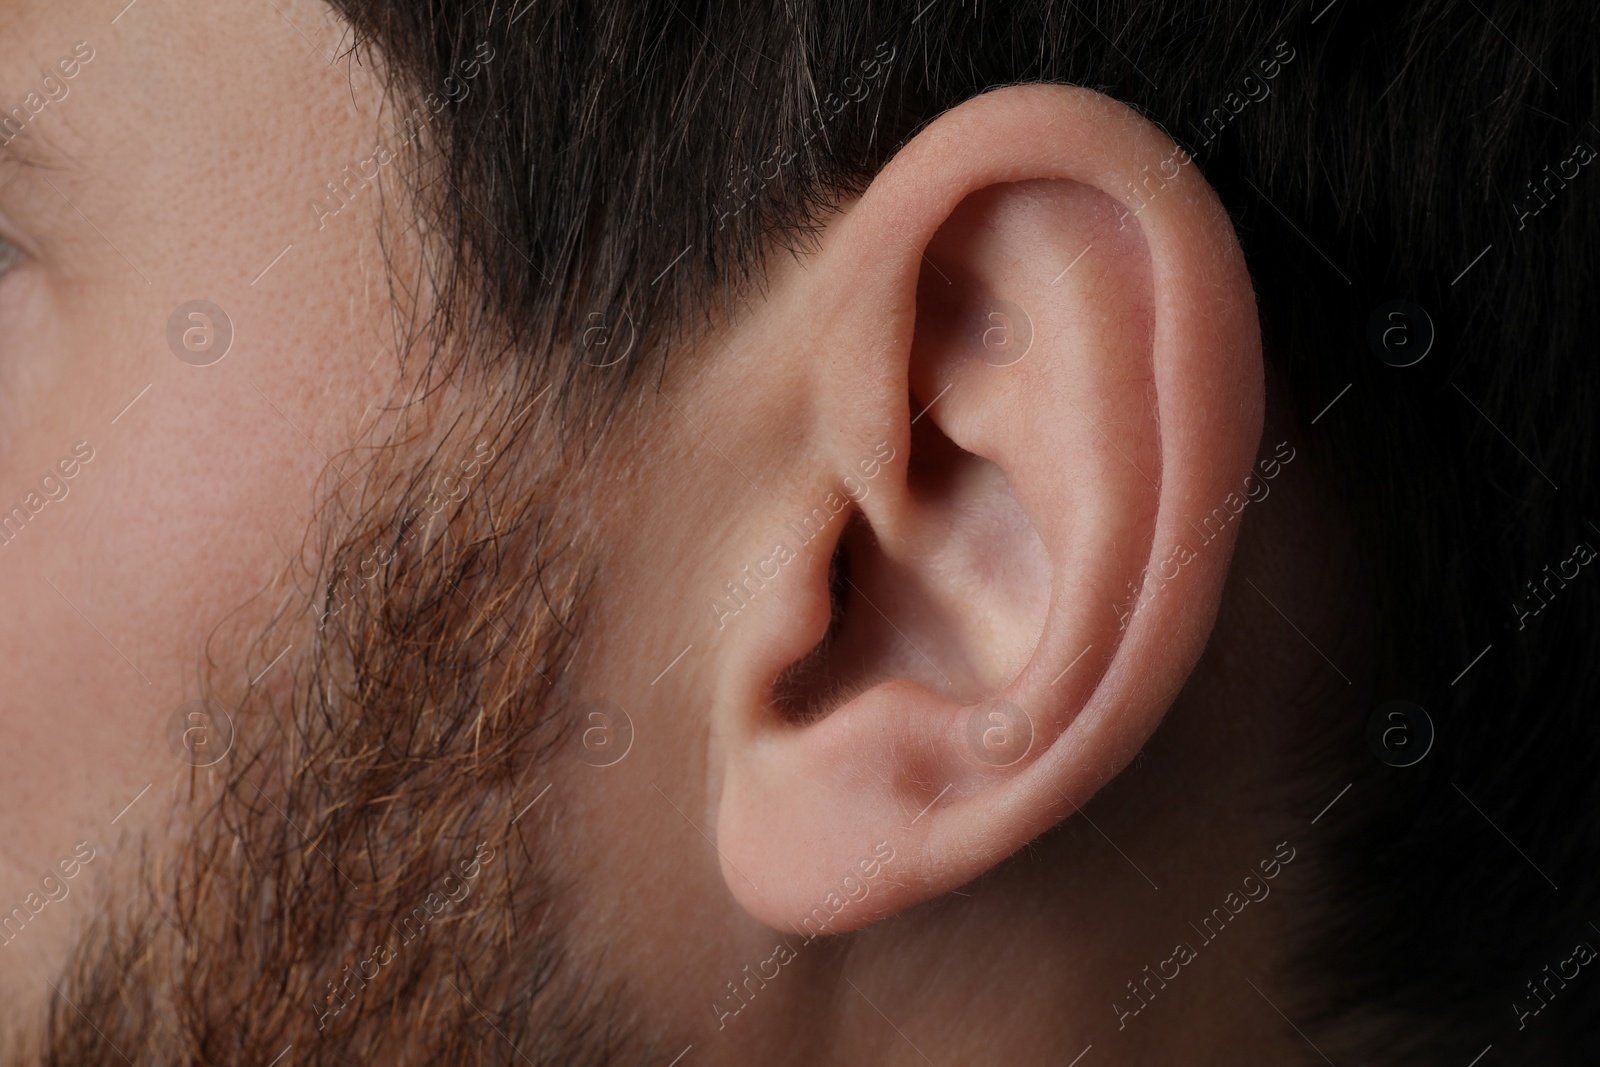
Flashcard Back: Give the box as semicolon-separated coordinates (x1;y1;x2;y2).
17;409;660;1067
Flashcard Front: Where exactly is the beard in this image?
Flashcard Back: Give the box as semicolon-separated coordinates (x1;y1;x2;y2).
17;393;655;1066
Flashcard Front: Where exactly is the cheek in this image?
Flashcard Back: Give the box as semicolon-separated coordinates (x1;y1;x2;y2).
0;16;407;881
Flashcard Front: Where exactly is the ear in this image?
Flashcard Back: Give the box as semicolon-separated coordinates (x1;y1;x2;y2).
709;85;1263;935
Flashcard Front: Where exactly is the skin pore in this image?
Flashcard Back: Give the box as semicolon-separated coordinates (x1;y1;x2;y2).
0;2;1360;1064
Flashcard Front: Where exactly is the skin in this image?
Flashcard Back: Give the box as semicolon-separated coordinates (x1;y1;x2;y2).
0;0;400;1016
1;2;1358;1064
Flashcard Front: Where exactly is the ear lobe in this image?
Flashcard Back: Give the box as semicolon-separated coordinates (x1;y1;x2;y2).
711;85;1262;936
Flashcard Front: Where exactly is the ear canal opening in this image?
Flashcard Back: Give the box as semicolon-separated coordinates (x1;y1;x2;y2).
769;512;866;726
905;379;971;502
828;526;854;633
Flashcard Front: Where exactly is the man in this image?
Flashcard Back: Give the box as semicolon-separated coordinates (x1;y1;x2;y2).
0;0;1593;1063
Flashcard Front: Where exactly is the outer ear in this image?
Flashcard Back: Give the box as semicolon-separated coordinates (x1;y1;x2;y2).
711;85;1262;935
